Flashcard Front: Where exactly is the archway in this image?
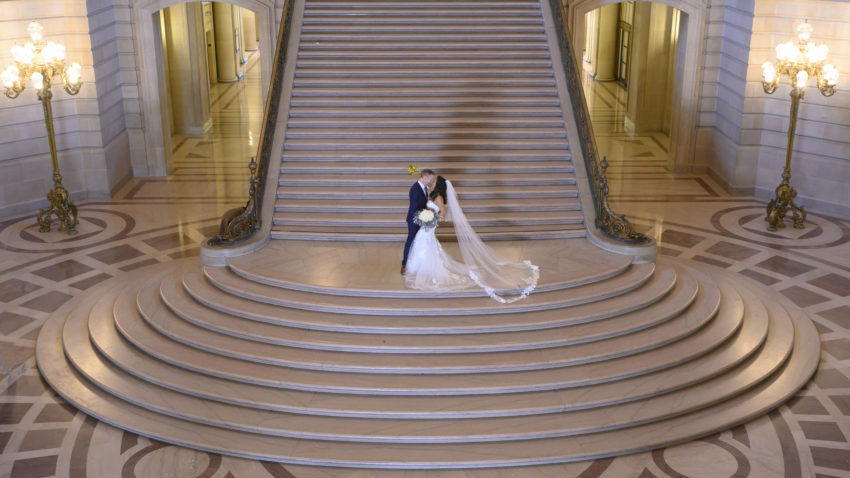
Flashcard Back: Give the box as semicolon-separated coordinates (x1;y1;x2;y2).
132;0;275;176
564;0;706;172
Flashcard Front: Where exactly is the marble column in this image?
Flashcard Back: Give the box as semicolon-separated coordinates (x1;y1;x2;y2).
242;8;259;52
213;2;239;82
594;4;618;81
625;2;675;133
162;3;212;135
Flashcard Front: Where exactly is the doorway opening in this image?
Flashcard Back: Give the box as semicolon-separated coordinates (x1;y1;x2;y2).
155;1;263;174
582;2;684;168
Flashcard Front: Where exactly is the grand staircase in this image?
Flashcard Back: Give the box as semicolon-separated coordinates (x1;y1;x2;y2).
35;0;820;471
273;0;584;241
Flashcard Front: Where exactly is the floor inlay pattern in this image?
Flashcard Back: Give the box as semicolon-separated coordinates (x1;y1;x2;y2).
0;53;848;478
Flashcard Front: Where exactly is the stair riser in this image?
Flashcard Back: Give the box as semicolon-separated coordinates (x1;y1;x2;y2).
274;205;582;214
277;179;576;187
279;167;576;175
282;153;572;161
277;191;579;200
285;131;567;140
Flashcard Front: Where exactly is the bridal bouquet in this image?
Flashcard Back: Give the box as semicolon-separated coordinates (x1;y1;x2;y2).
414;208;439;229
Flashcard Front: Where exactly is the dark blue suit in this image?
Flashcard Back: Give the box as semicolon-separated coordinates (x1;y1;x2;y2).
403;181;427;266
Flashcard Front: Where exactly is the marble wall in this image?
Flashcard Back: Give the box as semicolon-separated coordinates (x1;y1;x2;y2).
694;0;756;191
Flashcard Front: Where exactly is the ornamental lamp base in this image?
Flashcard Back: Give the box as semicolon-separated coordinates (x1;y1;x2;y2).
37;183;79;235
765;181;806;232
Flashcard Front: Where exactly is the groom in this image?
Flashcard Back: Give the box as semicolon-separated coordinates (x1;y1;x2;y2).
401;168;436;274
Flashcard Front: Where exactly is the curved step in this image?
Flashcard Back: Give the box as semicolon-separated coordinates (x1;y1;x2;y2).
36;262;820;467
182;266;668;335
160;268;694;353
200;262;655;316
66;281;769;419
133;267;715;374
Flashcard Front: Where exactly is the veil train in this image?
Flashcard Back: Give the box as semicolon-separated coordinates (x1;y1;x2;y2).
445;180;539;303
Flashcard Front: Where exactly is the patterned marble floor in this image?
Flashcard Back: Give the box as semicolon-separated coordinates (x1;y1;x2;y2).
1;61;850;478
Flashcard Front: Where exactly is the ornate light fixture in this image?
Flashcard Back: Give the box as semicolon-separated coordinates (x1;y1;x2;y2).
2;21;83;234
761;21;838;231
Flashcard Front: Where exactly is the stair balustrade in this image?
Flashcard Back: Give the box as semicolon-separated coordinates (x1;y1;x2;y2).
207;0;295;246
548;0;649;244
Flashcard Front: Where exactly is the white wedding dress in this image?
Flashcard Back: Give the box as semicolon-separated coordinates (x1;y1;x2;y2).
404;180;539;303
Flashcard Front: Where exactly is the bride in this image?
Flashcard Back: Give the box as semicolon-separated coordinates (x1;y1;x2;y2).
404;176;539;303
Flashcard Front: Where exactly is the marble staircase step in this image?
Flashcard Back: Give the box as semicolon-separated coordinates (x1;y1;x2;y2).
295;67;554;77
276;173;576;187
278;161;575;174
38;317;819;469
136;275;715;376
271;211;584;228
297;42;550;53
287;106;564;117
158;266;695;353
297;49;552;59
288;96;561;109
275;186;579;200
285;126;566;139
199;262;656;316
76;279;771;421
303;16;543;25
281;150;572;162
285;117;566;128
67;291;787;445
273;198;582;213
270;228;587;241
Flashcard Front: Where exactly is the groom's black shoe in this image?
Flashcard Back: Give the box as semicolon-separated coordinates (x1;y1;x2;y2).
400;265;406;275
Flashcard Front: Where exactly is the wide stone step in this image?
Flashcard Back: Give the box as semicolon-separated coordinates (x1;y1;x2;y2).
276;185;578;200
129;273;716;376
273;198;582;213
290;87;558;97
158;267;695;354
302;17;544;26
285;116;565;128
297;42;550;52
271;212;584;229
70;289;772;421
301;25;545;34
279;161;574;174
284;138;570;151
288;96;561;108
297;50;552;59
287;106;563;118
281;149;572;162
68;292;786;445
304;8;542;17
199;262;654;317
299;34;548;43
270;228;587;242
295;67;554;77
277;173;576;186
285;127;565;141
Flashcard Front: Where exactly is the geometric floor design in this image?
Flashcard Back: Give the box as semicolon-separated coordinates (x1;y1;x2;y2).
2;59;850;478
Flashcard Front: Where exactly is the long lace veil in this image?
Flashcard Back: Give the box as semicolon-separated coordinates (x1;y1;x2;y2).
445;180;539;303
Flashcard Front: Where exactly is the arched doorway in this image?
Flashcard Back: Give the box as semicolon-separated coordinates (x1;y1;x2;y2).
155;2;264;172
131;0;275;176
565;0;706;173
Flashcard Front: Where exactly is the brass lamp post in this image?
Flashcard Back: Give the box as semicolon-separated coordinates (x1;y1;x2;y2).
1;21;83;234
761;22;838;231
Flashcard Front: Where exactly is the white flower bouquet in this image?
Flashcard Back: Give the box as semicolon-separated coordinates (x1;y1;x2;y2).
414;208;438;229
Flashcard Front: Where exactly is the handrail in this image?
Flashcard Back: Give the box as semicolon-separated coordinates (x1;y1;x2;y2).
548;0;649;244
207;0;294;246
